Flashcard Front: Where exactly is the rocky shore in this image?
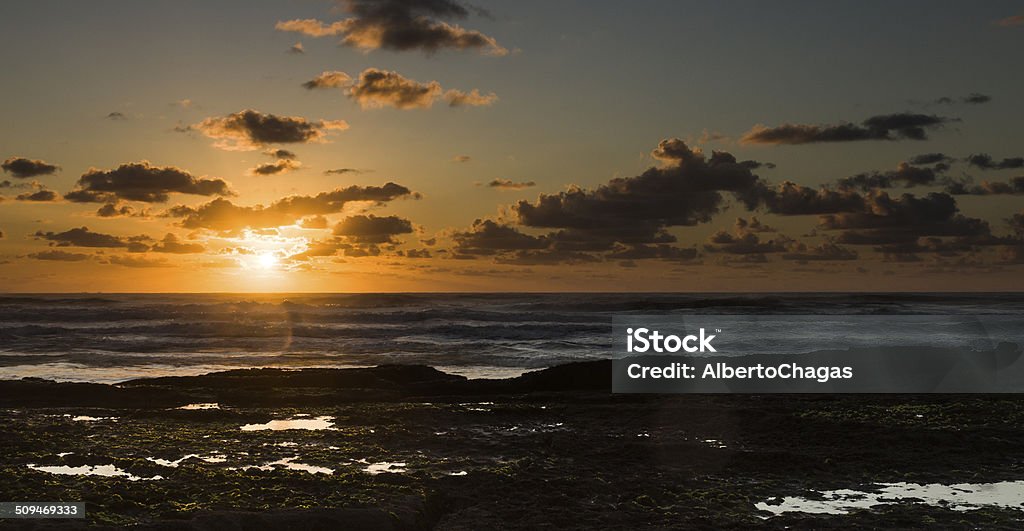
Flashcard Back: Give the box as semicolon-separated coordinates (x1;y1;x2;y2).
2;361;1024;529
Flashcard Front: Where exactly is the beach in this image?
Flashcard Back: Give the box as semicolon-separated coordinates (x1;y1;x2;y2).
3;362;1024;529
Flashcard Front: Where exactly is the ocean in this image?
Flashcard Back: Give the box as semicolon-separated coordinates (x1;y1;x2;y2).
2;293;1023;383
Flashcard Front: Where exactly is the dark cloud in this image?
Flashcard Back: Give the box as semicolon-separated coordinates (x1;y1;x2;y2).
249;159;301;176
96;203;142;218
333;214;413;243
836;162;941;191
740;113;951;145
165;182;415;232
401;248;432;258
347;68;440;109
303;68;496;109
150;234;204;254
302;71;352;90
781;241;858;261
487;179;535;190
27;250;91;262
2;157;59;178
820;192;994;246
106;111;127;120
452;155;471;163
703;229;791;255
191;109;348;150
105;256;170;268
16;189;59;202
515;139;758;235
451;219;549;256
946;176;1024;195
325;168;370;175
288;42;304;54
933;93;992;105
34;227;150;251
275;0;507;56
965;153;1024;170
64;161;232;203
267;149;297;160
908;153;952;165
738;181;864;215
446;139;764;264
734;217;775;233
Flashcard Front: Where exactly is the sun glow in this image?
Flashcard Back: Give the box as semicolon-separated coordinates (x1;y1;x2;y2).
256;252;280;270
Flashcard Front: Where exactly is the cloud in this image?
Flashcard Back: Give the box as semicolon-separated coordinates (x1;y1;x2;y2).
249;159;302;176
452;155;471;163
150;233;204;254
965;153;1024;170
16;188;59;202
908;153;952;165
325;168;369;175
34;227;150;250
2;157;59;178
515;139;759;236
27;250;91;262
96;203;142;218
275;0;507;56
346;68;441;109
996;14;1024;27
190;109;348;150
106;111;127;121
737;181;864;215
451;219;549;256
105;256;170;268
299;215;329;229
401;248;432;258
443;89;498;107
302;71;352;89
946;176;1024;195
819;192;996;248
303;68;497;110
446;139;766;264
933;93;992;105
836;162;941;191
64;161;232;203
740;113;951;145
487;179;535;190
333;214;413;243
781;241;858;262
164;182;416;232
266;149;297;160
288;42;304;54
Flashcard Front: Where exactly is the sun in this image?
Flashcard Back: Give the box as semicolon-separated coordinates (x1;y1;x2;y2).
256;252;279;270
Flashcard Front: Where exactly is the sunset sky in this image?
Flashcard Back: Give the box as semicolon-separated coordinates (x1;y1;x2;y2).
1;0;1023;292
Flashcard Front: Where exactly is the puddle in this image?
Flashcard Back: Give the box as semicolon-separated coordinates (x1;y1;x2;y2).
236;457;333;475
703;439;728;449
176;403;221;410
147;454;228;467
27;464;163;481
361;460;408;475
65;415;117;422
240;416;334;431
268;457;333;475
757;481;1024;516
449;471;468;476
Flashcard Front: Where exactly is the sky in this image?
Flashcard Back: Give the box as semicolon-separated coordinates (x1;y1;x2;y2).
1;0;1022;292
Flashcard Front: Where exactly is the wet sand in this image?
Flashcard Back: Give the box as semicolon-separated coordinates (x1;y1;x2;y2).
2;361;1024;529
